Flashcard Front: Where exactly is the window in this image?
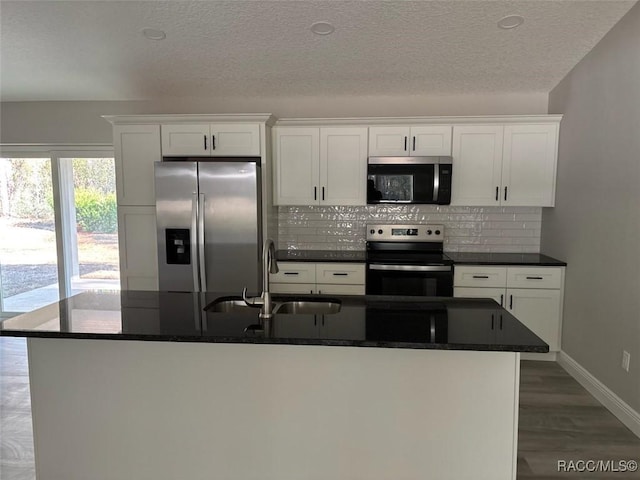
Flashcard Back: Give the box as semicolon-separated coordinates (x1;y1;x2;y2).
0;148;119;316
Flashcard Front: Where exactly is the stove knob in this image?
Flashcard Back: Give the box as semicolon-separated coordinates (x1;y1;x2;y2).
378;229;383;234
427;229;432;235
435;229;441;235
370;229;375;234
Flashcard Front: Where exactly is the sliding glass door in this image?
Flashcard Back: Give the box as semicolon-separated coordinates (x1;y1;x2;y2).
0;157;60;312
0;149;118;316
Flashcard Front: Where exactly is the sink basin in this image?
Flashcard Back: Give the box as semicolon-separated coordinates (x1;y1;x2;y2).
206;298;259;313
274;300;341;315
205;297;342;315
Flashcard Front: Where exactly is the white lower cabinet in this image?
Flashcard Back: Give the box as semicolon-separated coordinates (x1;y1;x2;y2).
270;262;365;295
454;265;564;352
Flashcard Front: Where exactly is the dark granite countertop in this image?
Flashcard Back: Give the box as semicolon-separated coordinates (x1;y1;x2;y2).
446;252;567;266
276;250;366;262
0;290;548;353
276;249;565;266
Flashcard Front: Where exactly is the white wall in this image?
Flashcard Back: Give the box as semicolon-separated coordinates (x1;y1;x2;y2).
543;3;640;412
0;92;548;144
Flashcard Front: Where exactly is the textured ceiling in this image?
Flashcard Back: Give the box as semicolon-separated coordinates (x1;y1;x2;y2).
0;0;636;101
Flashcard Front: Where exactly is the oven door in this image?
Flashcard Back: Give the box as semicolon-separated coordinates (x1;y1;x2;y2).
366;263;453;296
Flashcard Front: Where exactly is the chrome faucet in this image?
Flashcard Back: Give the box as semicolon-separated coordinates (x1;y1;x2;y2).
242;238;279;319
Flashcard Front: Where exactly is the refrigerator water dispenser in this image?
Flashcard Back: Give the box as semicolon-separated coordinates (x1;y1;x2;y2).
165;229;191;265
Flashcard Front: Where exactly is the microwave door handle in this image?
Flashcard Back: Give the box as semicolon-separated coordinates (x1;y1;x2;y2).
433;164;440;202
368;264;452;272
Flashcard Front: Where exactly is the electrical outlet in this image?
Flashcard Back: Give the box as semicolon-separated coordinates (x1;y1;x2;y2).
622;351;631;372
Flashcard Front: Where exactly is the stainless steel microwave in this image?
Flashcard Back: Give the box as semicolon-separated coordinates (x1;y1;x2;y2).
367;156;452;205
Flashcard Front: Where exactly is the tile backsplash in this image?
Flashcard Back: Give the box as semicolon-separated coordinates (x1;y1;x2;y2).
278;205;542;253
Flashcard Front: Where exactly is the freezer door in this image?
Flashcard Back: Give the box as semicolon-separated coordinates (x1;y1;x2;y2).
198;162;260;293
155;162;199;291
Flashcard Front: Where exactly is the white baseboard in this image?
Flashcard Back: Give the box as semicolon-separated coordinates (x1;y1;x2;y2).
558;351;640;438
521;351;557;362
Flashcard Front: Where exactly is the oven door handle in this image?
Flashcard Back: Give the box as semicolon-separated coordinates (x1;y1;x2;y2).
368;264;452;272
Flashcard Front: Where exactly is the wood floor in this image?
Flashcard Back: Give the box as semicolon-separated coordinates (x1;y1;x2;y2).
1;337;638;479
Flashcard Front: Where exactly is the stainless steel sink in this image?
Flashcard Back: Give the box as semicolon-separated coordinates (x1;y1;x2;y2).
206;297;341;315
206;299;259;313
274;301;341;315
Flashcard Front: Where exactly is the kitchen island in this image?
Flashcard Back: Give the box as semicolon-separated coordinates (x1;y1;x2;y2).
1;291;547;480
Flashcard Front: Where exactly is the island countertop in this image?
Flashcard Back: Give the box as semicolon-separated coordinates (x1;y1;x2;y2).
0;290;548;353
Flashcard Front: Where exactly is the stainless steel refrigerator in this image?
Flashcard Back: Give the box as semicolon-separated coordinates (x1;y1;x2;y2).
155;159;261;293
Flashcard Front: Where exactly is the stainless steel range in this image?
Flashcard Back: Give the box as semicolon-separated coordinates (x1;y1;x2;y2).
365;224;453;297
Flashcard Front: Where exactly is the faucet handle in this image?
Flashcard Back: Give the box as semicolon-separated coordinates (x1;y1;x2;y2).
242;287;262;308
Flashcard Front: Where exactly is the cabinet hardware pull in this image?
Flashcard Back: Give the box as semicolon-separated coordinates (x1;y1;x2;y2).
404;136;408;151
491;314;495;330
314;315;317;326
526;276;544;280
504;186;508;201
321;315;325;326
500;294;504;307
509;295;513;309
472;275;489;279
212;135;216;150
412;136;416;151
499;315;503;330
314;186;317;200
283;272;299;275
322;186;325;201
204;135;207;150
332;272;348;276
495;186;499;201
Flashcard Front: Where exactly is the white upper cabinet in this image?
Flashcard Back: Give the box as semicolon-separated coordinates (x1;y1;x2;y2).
502;124;558;207
451;123;559;207
274;127;367;206
320;127;368;205
368;126;452;156
274;127;319;205
161;123;260;157
451;125;504;206
113;124;161;206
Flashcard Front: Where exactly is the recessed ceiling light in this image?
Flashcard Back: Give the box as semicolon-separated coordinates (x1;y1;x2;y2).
497;15;524;30
142;28;166;40
310;21;335;36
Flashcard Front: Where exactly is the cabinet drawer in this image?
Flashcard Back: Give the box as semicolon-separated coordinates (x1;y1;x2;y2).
271;283;315;294
270;262;316;284
507;267;562;289
316;263;365;285
454;266;507;288
316;284;365;296
454;287;505;307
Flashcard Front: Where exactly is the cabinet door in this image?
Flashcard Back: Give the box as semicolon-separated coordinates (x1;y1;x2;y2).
507;288;561;351
160;124;210;156
316;263;365;285
454;287;506;307
270;283;316;294
316;284;365;296
368;126;411;156
453;266;507;289
113;124;161;206
410;126;452;156
274;127;320;205
117;206;158;291
502;124;558;206
210;124;260;156
320;127;368;205
450;125;504;206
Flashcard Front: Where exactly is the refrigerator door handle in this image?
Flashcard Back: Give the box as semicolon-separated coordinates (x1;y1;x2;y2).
198;193;207;291
191;193;199;291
